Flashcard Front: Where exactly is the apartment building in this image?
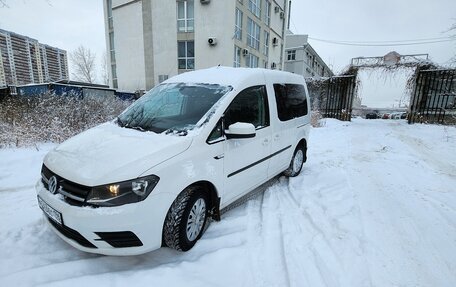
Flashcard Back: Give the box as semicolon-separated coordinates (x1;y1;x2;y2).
103;0;289;91
0;29;69;87
284;33;334;79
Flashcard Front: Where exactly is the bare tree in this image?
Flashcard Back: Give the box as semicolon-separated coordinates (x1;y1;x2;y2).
0;0;52;8
100;51;109;86
450;20;456;66
70;45;96;83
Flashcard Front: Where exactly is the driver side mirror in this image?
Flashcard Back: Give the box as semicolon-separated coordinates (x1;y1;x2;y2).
225;122;256;139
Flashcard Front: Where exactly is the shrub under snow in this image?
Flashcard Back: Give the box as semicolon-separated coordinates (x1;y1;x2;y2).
0;94;131;148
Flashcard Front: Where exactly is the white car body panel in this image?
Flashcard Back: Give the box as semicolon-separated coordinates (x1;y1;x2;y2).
36;67;311;255
44;122;192;186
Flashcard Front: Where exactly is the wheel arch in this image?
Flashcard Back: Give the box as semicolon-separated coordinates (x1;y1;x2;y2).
297;138;307;162
186;180;221;221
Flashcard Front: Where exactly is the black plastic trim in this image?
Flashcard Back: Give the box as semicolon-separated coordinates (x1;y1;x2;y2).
227;145;292;178
225;133;256;139
48;218;97;248
95;231;143;248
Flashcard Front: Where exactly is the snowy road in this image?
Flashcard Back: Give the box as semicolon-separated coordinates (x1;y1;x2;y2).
1;119;455;287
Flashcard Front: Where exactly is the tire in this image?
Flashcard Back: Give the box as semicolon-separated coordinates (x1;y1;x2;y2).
283;145;305;177
163;186;209;251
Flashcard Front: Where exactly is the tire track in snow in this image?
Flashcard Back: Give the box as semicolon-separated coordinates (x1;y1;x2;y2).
392;127;455;177
246;175;351;287
245;184;292;287
278;180;343;287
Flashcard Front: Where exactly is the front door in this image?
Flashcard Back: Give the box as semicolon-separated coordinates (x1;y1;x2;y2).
222;85;271;204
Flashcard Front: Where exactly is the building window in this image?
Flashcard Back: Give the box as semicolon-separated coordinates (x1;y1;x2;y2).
247;18;260;50
287;50;296;61
178;41;194;70
158;75;169;83
264;0;271;25
263;31;269;56
235;8;243;40
234;46;241;67
247;54;259;68
177;0;194;33
248;0;261;18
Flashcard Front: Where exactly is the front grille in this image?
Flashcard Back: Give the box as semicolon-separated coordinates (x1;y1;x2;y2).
48;218;97;248
41;164;91;206
95;231;143;248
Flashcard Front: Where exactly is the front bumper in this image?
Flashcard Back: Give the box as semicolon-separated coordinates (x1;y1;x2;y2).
36;181;174;255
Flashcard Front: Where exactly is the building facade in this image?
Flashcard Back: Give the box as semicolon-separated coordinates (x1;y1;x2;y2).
284;33;333;79
0;29;69;87
103;0;289;91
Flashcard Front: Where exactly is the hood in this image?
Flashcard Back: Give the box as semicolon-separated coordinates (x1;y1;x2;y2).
44;122;192;186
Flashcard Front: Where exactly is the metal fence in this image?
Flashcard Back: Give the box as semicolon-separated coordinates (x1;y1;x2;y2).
409;69;456;124
307;75;357;121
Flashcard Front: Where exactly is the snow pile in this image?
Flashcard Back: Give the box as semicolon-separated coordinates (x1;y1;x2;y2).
0;119;455;286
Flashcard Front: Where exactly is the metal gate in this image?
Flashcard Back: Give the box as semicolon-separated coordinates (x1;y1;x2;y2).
409;69;456;124
307;75;357;121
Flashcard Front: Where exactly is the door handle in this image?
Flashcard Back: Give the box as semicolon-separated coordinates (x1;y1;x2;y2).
214;154;224;160
262;139;269;146
274;134;280;141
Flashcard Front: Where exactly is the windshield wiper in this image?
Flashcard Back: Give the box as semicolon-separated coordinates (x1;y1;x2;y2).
125;125;146;132
118;119;147;132
165;128;188;136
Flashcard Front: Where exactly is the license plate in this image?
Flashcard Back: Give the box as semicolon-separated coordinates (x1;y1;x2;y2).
38;196;63;225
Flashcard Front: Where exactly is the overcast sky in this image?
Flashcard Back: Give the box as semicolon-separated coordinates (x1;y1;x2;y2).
1;0;455;107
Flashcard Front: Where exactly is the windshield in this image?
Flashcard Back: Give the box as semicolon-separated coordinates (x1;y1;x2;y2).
117;83;232;133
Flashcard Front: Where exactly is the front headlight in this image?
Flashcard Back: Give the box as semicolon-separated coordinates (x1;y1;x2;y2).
87;175;160;207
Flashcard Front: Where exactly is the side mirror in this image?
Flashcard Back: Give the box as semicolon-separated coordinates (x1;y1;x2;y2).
225;122;256;139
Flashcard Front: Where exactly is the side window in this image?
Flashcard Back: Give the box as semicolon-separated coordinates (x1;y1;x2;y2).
207;118;223;143
273;84;308;121
224;86;270;129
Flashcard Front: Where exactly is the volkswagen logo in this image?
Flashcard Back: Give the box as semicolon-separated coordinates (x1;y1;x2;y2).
48;176;58;194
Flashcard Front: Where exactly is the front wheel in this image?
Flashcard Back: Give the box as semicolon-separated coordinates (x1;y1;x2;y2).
163;186;209;251
283;145;305;177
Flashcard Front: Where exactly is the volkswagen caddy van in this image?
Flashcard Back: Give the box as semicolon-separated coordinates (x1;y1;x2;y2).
36;67;310;255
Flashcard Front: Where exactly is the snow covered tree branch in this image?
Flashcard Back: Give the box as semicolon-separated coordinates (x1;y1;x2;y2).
70;45;97;84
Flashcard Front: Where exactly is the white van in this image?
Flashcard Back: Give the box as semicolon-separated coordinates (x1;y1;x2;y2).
36;67;310;255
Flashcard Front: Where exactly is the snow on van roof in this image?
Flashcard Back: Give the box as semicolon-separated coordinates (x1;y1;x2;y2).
164;66;303;88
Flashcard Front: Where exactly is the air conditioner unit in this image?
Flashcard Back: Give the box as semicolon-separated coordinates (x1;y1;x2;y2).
208;37;217;46
272;37;278;46
242;48;249;56
274;6;280;13
279;11;285;19
200;0;210;4
271;62;277;69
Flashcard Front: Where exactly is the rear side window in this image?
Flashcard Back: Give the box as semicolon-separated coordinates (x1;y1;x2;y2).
273;84;308;121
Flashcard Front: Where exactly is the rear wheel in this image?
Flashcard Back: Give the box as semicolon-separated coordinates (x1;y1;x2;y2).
283;145;305;177
163;186;209;251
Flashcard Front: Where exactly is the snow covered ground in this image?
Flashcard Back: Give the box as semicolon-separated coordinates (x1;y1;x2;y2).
0;118;455;287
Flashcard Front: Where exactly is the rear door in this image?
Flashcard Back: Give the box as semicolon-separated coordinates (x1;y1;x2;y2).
269;83;309;176
222;85;272;204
